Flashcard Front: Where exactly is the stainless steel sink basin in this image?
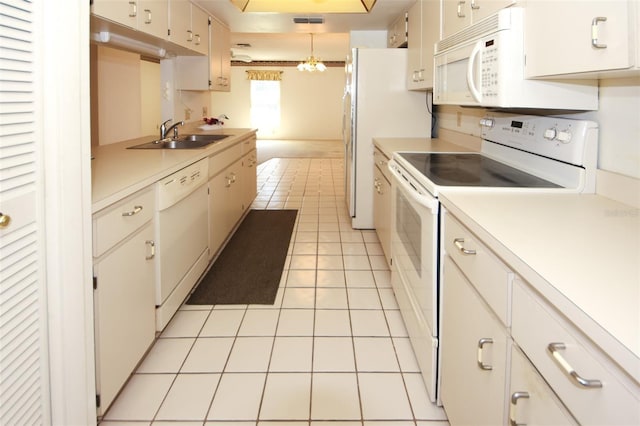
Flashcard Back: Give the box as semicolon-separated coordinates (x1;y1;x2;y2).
128;134;229;149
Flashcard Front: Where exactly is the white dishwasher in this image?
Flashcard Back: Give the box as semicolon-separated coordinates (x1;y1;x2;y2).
155;158;209;331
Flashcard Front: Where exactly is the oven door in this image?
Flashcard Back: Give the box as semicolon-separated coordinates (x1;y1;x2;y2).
390;166;440;402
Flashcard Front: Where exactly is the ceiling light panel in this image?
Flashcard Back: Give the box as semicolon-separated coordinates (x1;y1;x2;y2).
230;0;377;13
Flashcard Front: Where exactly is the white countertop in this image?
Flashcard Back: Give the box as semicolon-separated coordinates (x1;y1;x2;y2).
91;128;256;213
440;191;640;380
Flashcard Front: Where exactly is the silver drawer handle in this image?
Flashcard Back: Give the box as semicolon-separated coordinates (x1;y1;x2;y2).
454;238;476;255
477;337;493;370
145;240;155;260
122;205;143;217
547;343;603;388
509;392;530;426
144;8;152;24
128;1;137;17
591;17;607;49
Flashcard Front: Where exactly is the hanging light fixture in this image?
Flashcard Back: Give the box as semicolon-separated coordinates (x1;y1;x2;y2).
297;33;326;72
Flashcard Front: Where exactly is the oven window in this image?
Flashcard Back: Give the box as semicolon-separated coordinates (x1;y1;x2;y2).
396;190;422;277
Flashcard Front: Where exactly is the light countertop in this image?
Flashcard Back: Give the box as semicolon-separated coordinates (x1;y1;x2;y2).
440;191;640;380
91;128;256;213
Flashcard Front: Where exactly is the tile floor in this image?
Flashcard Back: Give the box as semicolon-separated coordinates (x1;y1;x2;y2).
101;158;449;426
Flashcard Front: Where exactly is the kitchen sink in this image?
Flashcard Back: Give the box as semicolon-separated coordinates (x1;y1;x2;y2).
128;134;229;149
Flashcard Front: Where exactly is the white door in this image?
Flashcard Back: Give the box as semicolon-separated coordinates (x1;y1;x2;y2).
0;1;51;423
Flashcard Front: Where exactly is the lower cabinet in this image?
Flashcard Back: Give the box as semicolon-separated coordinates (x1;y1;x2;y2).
208;137;257;258
373;147;392;265
208;158;244;257
441;208;640;425
93;221;155;416
509;345;577;425
440;255;510;426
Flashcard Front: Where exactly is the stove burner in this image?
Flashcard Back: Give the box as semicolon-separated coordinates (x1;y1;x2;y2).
399;153;561;188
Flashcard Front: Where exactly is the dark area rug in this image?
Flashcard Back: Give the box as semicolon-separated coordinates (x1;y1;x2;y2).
187;209;297;305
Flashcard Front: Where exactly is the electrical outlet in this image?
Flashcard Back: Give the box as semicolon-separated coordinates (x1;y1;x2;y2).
202;106;208;116
185;109;191;120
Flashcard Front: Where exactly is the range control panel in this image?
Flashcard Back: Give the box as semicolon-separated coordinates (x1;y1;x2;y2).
480;115;598;167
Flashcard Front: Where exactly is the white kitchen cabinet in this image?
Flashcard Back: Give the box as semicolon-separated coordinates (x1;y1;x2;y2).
512;279;640;425
168;1;208;55
509;346;578;426
175;14;231;91
210;17;231;91
388;11;408;48
92;0;169;40
524;0;640;78
407;0;441;90
440;255;510;426
373;148;392;265
442;0;516;38
92;187;156;416
240;137;258;210
208;137;256;257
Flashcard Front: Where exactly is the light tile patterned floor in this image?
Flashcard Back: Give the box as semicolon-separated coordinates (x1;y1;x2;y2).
101;158;449;426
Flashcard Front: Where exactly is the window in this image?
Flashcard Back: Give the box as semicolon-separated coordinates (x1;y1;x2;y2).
250;80;280;135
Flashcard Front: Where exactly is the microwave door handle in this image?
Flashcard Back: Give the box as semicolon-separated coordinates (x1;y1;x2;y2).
467;41;483;103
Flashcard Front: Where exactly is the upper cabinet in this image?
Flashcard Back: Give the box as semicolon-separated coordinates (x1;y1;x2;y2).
168;1;209;55
524;0;640;78
175;16;230;91
442;0;516;38
92;0;169;40
407;0;441;90
210;18;231;91
387;11;408;48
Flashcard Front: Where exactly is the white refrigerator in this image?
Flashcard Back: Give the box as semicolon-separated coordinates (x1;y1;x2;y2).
344;48;432;229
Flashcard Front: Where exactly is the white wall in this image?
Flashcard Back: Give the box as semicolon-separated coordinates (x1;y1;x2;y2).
436;77;640;179
211;65;345;140
140;60;161;137
96;46;141;144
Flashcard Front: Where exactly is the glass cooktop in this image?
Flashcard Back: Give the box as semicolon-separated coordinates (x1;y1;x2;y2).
398;152;561;188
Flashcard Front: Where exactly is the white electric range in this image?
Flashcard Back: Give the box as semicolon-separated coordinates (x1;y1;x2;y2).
386;115;598;403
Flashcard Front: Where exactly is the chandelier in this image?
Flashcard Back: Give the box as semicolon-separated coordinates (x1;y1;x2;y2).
297;33;326;72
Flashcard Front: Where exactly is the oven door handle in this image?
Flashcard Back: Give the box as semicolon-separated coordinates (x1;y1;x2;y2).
388;161;439;214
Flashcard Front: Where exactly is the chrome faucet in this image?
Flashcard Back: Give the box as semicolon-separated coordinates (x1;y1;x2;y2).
159;119;185;139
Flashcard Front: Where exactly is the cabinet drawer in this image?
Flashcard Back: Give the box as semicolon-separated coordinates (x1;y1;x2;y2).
512;280;640;425
93;187;155;257
209;142;243;177
373;148;391;182
241;135;256;155
443;213;512;325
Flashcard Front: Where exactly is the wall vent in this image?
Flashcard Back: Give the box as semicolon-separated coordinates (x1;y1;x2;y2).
293;17;324;24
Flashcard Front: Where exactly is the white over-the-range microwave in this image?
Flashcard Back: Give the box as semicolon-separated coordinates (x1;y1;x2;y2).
434;7;598;110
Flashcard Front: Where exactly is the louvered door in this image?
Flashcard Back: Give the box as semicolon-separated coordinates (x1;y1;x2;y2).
0;0;51;424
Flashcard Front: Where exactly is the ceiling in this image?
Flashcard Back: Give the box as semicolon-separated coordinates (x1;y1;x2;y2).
192;0;414;61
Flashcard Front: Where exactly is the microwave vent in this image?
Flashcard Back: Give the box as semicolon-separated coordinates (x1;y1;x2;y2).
436;7;520;53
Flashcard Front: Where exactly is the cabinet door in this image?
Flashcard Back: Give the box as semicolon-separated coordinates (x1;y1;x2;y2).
138;0;168;39
168;0;192;48
191;4;209;56
406;1;423;90
440;256;509;426
210;18;231;91
509;346;578;426
94;222;156;415
242;150;258;211
442;0;472;38
373;165;391;265
471;0;515;22
524;0;633;77
419;0;440;89
92;0;138;29
208;169;234;257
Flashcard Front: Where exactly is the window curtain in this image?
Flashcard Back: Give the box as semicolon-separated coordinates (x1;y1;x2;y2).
246;70;283;81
